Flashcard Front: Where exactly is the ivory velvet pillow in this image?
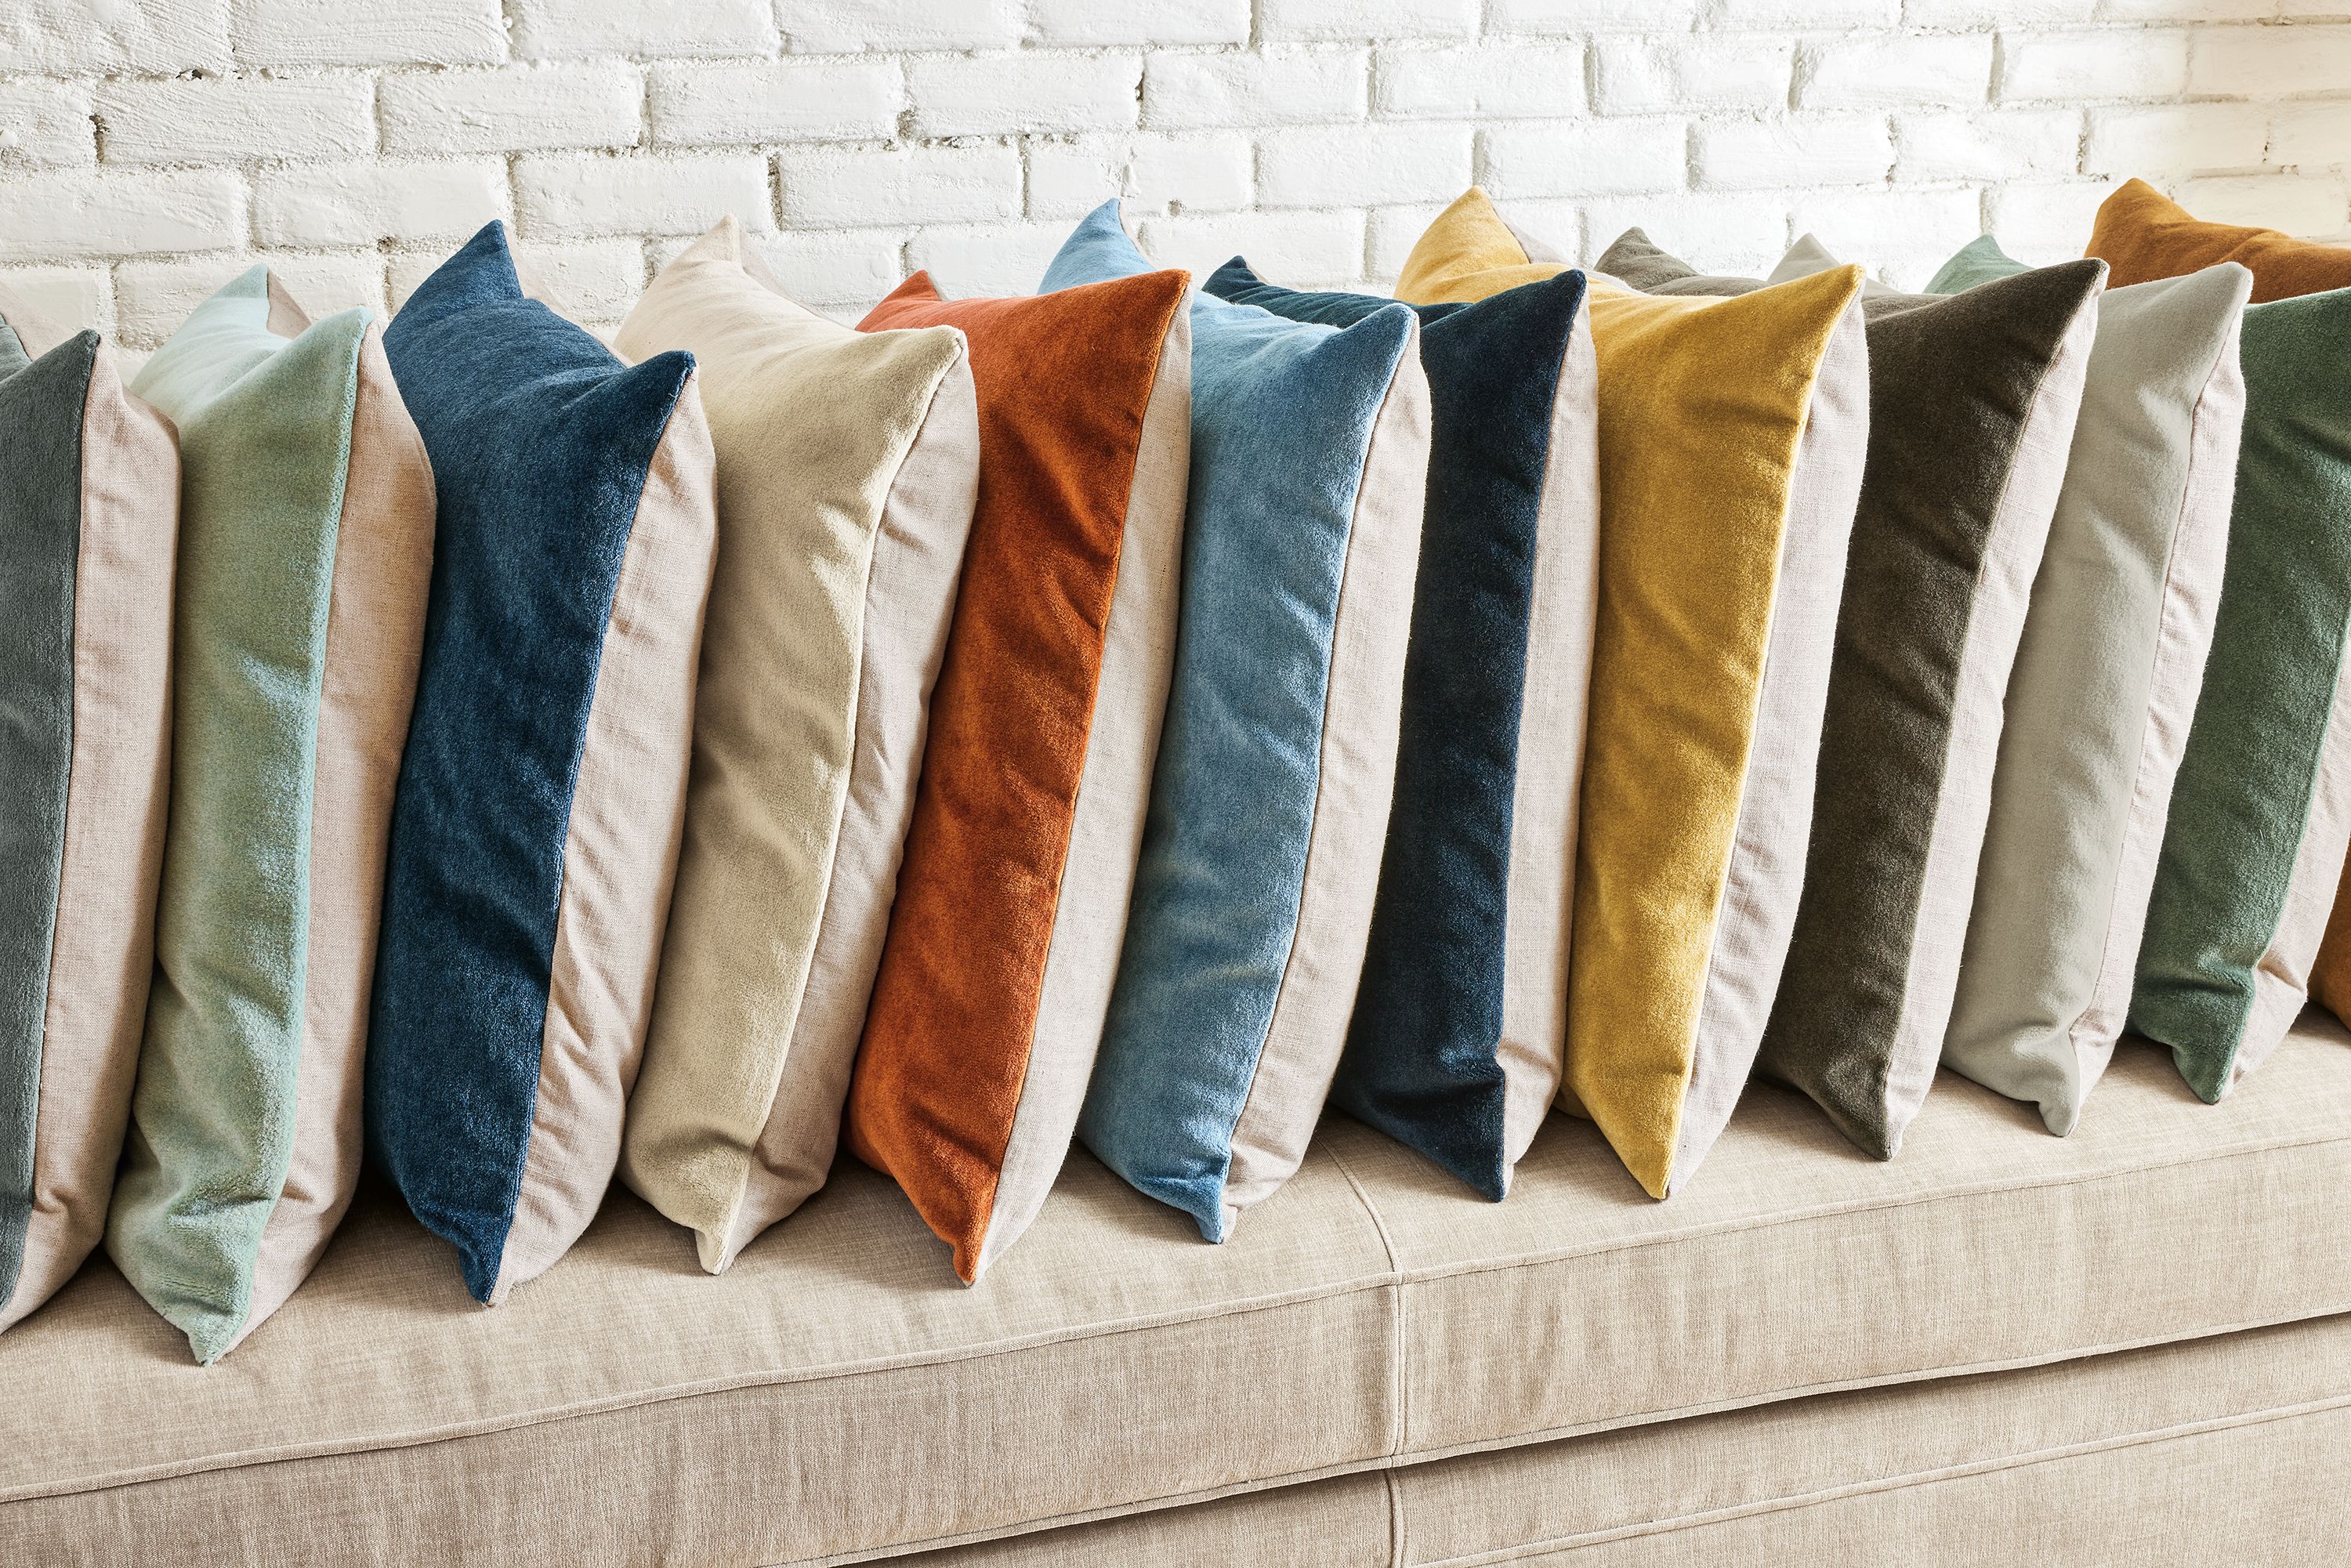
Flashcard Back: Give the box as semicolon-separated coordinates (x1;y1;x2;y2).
1931;237;2251;1135
1059;202;1429;1244
614;221;981;1274
2089;179;2351;305
1397;190;1867;1200
0;306;177;1336
846;252;1191;1284
107;270;434;1363
2131;284;2351;1099
370;223;716;1305
1742;236;2103;1158
1201;257;1599;1202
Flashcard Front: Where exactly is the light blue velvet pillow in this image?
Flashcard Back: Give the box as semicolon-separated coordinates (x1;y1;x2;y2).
1051;201;1432;1241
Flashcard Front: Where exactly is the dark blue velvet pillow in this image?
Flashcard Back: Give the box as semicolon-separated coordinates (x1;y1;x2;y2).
1204;260;1599;1199
370;222;716;1304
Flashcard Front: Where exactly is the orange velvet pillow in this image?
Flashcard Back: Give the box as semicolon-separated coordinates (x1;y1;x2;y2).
847;267;1191;1282
2088;178;2351;304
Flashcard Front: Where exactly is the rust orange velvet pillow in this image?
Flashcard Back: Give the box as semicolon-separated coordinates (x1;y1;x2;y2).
2088;179;2351;304
846;267;1191;1283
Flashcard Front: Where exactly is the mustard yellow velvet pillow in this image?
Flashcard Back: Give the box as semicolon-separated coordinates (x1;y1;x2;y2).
1397;190;1865;1199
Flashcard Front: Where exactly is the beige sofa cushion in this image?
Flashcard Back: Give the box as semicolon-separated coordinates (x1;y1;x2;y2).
5;1019;2350;1564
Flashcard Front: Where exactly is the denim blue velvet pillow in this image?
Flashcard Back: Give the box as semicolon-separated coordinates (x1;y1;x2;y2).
370;223;717;1304
1204;260;1600;1200
1049;201;1432;1242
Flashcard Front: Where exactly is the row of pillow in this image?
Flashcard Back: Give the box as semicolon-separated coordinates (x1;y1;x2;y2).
2;177;2346;1364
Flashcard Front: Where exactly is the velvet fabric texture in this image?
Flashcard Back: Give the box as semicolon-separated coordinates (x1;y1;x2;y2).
2131;285;2351;1101
1932;237;2251;1136
613;220;981;1274
371;223;715;1305
1735;238;2103;1158
1396;190;1867;1200
1063;203;1430;1244
846;245;1191;1283
107;270;432;1362
1201;259;1599;1201
2088;179;2351;305
0;308;176;1335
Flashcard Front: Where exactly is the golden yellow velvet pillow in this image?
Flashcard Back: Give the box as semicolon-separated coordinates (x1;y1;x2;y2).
1396;190;1865;1199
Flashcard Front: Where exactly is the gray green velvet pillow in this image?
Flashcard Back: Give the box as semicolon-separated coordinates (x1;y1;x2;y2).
1931;236;2253;1135
0;304;178;1336
2129;284;2351;1101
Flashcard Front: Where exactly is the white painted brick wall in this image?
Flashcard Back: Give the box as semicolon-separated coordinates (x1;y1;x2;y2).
0;1;2339;346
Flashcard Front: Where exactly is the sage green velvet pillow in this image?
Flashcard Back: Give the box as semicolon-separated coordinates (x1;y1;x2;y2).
2129;284;2351;1103
107;270;434;1363
1933;236;2252;1135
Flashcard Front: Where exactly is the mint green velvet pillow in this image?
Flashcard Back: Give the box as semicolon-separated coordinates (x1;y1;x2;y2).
107;270;434;1363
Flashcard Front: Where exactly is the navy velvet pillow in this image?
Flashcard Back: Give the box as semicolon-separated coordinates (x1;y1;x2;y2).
370;223;716;1304
1204;260;1599;1199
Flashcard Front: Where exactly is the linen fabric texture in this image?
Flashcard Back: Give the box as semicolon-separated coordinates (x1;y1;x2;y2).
1200;257;1601;1201
2088;179;2351;305
1929;236;2251;1136
1396;190;1867;1200
613;219;981;1274
370;221;716;1305
1721;236;2103;1157
0;302;177;1335
1052;203;1429;1244
2131;284;2351;1101
844;234;1192;1283
96;270;431;1363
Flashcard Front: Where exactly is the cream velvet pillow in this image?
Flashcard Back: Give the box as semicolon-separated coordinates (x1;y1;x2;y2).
616;219;982;1273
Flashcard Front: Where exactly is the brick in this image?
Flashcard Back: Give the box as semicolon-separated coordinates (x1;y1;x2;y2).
738;230;907;309
907;223;1078;297
393;237;646;323
907;54;1141;139
2101;0;2268;18
1262;0;1476;42
1027;0;1248;46
1487;0;1697;33
1480;119;1686;199
1801;34;1993;110
1581;193;1791;277
1788;186;1984;284
650;62;900;146
510;0;776;60
784;0;1023;54
1367;200;1462;279
1908;0;2092;23
781;146;1021;229
2173;174;2349;237
2272;103;2351;170
98;77;374;166
517;154;769;239
1144;50;1368;130
255;160;505;247
1896;110;2082;183
232;0;503;67
3;0;228;74
0;170;241;262
1596;38;1794;115
1694;114;1894;190
2084;104;2269;178
1028;135;1252;219
1374;46;1585;120
2191;24;2351;98
1984;179;2119;262
1137;208;1367;283
116;252;386;346
382;65;641;156
1998;30;2190;103
1257;122;1473;208
0;266;111;336
1715;0;1898;27
0;82;92;167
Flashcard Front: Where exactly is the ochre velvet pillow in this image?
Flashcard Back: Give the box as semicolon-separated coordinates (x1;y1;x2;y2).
1397;190;1866;1200
2088;179;2351;305
846;265;1191;1283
